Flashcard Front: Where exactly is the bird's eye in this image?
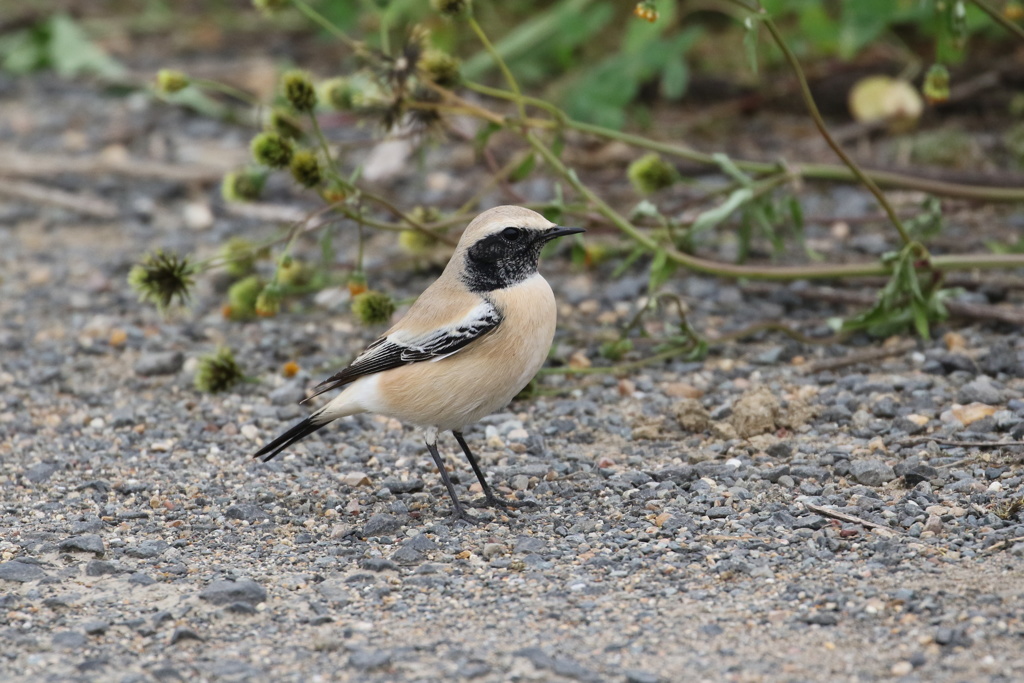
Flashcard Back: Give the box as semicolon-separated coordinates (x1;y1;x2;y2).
501;227;522;241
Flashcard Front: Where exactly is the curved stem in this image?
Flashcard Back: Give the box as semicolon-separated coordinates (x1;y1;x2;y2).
971;0;1024;42
464;83;1024;203
291;0;362;51
753;5;911;245
467;17;527;122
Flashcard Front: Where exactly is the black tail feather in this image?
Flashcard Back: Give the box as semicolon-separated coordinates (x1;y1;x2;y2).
252;416;329;462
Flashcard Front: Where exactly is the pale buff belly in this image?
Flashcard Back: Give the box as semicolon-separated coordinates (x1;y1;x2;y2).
372;275;556;431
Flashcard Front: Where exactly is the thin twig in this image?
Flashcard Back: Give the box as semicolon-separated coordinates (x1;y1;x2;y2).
799;340;918;374
0;179;119;219
899;437;1024;448
803;502;902;533
981;535;1024;554
971;0;1024;43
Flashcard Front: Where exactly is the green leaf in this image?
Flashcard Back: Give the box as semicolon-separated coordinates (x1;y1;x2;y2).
690;187;754;236
509;153;536;183
648;248;676;292
47;14;124;79
660;56;688;100
711;153;753;187
473;121;502;155
612;245;647;278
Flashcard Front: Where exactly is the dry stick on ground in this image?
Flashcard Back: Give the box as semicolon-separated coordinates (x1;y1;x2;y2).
803;502;904;534
798;339;918;375
0;149;231;183
981;536;1024;554
899;437;1024;448
0;179;119;219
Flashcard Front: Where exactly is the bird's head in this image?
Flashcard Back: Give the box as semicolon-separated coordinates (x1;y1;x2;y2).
454;206;584;292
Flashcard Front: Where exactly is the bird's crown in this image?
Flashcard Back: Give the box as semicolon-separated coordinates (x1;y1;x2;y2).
456;205;555;247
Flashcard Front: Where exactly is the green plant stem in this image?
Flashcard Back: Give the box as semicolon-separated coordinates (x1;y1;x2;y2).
191;78;260;107
463;83;1024;203
291;0;361;51
723;2;913;245
307;112;342;179
971;0;1024;42
528;130;1024;279
467;17;527;122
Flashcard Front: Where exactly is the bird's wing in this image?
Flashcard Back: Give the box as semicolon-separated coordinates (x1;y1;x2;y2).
303;300;502;401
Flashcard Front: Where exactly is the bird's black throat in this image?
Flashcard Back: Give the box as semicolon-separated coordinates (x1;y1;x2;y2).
461;233;544;292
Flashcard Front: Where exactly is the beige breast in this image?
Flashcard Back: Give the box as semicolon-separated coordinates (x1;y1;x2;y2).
373;273;556;431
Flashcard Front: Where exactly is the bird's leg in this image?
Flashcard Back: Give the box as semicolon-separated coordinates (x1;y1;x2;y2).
452;431;538;510
424;438;484;525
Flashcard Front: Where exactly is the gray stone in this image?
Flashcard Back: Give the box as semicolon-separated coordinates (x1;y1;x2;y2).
361;558;398;572
514;535;547;553
59;535;105;556
51;631;87;649
625;670;662;683
361;513;403;537
24;462;58;484
706;506;732;519
269;379;306;406
85;560;117;576
128;572;156;586
390;545;423;565
224;504;266;522
198;579;267;606
349;649;392;671
0;560;47;582
83;620;108;635
957;377;1004;405
169;627;204;644
126;540;168;559
134;351;184;376
381;478;425;494
110;407;135;428
849;460;896;486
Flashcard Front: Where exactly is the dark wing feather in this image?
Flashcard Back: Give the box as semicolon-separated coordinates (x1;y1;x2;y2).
302;303;502;402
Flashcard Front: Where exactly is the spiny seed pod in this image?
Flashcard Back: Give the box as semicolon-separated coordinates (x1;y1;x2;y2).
255;285;282;317
277;256;310;287
156;69;190;94
419;50;461;88
221;168;266;202
320;77;356;111
250;131;294;168
627;152;679;195
289;150;322;187
194;347;244;393
431;0;471;19
282;70;318;113
269;108;304;140
399;229;438;256
352;290;395;326
227;275;262;321
923;64;950;105
128;250;195;310
221;237;258;278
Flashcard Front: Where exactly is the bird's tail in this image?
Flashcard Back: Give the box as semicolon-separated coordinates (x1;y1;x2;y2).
252;413;331;463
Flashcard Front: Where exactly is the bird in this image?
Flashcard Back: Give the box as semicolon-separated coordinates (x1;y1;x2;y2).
252;205;583;523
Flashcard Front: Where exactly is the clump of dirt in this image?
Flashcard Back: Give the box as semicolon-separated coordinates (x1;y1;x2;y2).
726;385;817;438
674;398;711;432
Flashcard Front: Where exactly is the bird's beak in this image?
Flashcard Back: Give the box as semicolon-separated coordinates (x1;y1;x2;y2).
542;225;585;242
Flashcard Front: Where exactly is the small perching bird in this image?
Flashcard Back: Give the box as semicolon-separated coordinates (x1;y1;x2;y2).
253;206;583;523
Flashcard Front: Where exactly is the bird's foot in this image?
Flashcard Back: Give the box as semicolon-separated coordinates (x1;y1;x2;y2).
443;506;488;526
473;494;539;511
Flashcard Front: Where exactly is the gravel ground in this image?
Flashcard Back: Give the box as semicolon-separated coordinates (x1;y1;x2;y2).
3;73;1024;683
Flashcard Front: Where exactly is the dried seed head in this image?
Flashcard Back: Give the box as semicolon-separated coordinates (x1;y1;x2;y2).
420;50;460;88
221;237;259;278
320;77;356;110
250;131;294;168
351;290;396;325
253;0;290;16
269;108;304;140
156;69;190;94
289;149;323;187
221;169;266;202
282;70;318;113
627;152;679;195
194;347;244;393
255;285;282;317
227;275;263;321
128;250;195;310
